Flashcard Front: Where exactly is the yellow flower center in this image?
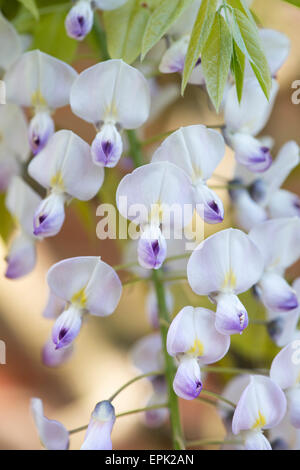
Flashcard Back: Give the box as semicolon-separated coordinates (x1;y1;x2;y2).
71;287;87;308
188;338;204;357
222;269;237;290
252;411;266;430
50;172;64;191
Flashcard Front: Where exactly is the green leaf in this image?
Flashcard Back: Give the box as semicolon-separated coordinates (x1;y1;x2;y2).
232;9;271;99
201;12;232;112
231;41;245;102
17;0;39;20
30;11;78;63
103;0;159;64
181;0;218;94
141;0;194;59
282;0;300;6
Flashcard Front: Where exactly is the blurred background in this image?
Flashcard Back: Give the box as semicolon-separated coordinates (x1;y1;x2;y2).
0;0;299;449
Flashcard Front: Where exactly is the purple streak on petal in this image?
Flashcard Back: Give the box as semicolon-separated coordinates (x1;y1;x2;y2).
28;112;55;155
138;226;167;270
52;306;82;350
173;358;202;401
65;0;94;41
91;124;123;168
33;193;66;238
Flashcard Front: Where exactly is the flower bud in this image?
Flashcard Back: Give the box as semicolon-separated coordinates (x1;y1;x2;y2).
81;401;116;450
258;272;298;312
173;357;202;401
91;123;123;168
138;225;167;270
65;0;94;41
33;192;66;238
215;293;249;336
52;305;83;350
231;133;272;173
28;112;55;155
194;183;224;224
5;234;36;279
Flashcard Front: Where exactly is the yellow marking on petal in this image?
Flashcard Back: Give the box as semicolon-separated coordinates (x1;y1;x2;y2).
104;100;118;123
50;172;64;191
222;269;237;290
31;90;47;108
71;288;87;308
252;411;266;430
188;338;204;357
150;201;164;224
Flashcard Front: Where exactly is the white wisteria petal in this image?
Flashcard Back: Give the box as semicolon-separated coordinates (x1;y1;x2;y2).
187;228;264;295
131;333;164;375
263;141;300;201
47;256;122;317
5;233;36;279
81;401;116;450
232;375;287;434
167;306;230;363
258;272;298;313
287;388;300;428
152;125;225;183
0;104;30;163
173;357;202;400
244;430;272;450
116;161;194;227
31;398;69;450
270;342;300;390
224;78;279;136
47;256;101;301
5;50;77;109
267;310;300;347
229;133;272;173
249;218;300;273
215;293;248;335
259;29;290;77
232;190;267;232
28;130;104;200
70;59;150;128
5;176;41;235
42;338;74;367
43;292;66;319
194;184;224;224
0;12;22;71
268;189;300;219
159;36;187;74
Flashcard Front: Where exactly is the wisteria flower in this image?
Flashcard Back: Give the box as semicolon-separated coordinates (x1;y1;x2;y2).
81;401;116;450
4;50;77;154
65;0;127;41
270;340;300;429
267;278;300;347
5;176;41;279
117;161;194;269
152;124;226;224
28;130;104;237
42;338;74;368
0;104;30;191
159;35;205;86
230;141;300;231
167;306;230;400
232;375;287;450
249;217;300;313
70;59;150;167
187;228;264;335
47;256;122;349
31;398;69;450
224;78;279;172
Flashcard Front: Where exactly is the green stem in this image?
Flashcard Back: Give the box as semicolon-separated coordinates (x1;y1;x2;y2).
186;438;242;448
152;269;184;450
69;404;168;435
127;130;144;167
201;390;236;408
108;371;163;402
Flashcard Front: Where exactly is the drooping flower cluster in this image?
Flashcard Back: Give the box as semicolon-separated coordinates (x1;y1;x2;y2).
0;0;300;453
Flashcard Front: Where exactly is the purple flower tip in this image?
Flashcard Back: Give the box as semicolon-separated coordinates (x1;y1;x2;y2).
138;226;167;270
91;124;123;168
65;1;94;41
